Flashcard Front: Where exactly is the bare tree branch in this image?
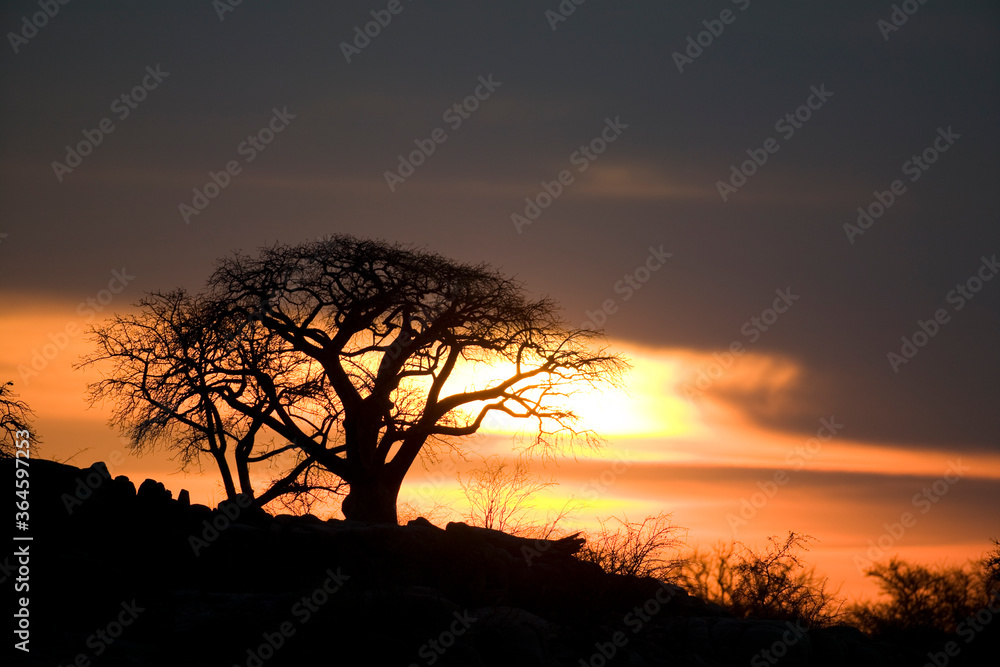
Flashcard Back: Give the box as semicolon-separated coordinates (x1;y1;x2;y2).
80;235;628;523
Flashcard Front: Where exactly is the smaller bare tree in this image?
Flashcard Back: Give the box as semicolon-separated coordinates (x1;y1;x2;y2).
458;454;563;535
80;289;339;509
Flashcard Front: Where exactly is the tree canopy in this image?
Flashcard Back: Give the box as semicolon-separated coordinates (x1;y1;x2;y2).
83;236;626;522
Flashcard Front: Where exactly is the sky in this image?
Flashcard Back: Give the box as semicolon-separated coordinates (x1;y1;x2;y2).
2;0;998;601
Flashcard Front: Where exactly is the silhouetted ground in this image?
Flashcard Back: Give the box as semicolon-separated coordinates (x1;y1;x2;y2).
5;459;995;666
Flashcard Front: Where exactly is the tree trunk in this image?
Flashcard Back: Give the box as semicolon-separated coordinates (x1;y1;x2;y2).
341;474;400;524
213;450;238;501
235;453;254;499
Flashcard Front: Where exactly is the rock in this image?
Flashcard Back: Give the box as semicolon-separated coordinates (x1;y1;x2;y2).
89;461;111;480
137;478;172;503
408;516;443;530
444;521;584;560
113;475;137;498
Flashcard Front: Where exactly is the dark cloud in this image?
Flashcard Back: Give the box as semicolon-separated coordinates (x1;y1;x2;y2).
2;0;997;450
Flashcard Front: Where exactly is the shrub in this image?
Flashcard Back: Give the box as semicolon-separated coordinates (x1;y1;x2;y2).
577;511;685;580
677;532;843;627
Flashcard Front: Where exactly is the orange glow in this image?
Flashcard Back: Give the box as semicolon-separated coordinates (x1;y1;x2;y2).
0;296;111;423
2;296;996;602
446;344;708;440
575;161;716;201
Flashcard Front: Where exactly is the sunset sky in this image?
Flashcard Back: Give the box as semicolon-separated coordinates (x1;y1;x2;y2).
2;0;998;601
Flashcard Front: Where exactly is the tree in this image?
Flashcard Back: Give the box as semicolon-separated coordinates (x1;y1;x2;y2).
458;453;582;538
1;381;38;458
847;557;988;636
679;533;843;626
81;289;343;508
458;454;558;535
984;538;1000;596
85;236;626;523
726;533;843;626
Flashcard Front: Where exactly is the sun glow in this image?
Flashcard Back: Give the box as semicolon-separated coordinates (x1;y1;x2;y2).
444;343;803;444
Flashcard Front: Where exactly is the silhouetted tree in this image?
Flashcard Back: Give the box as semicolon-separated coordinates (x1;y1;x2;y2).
1;381;37;458
459;454;556;533
985;538;1000;596
848;557;988;636
84;236;626;523
677;533;842;626
81;289;342;508
726;532;843;626
458;453;582;538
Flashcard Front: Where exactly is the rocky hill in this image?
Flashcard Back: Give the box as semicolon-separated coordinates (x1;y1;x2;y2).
4;459;955;666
